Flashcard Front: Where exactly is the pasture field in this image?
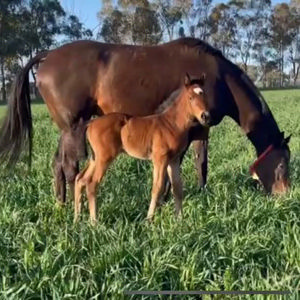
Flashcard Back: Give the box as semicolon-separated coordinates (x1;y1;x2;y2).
0;90;299;299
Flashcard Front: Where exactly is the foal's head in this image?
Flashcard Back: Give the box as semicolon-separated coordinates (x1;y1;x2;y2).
183;73;210;126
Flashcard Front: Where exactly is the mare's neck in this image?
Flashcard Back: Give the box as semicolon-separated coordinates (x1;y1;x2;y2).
162;91;194;133
225;73;282;156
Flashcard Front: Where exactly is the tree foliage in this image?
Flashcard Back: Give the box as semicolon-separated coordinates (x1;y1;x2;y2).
0;0;93;101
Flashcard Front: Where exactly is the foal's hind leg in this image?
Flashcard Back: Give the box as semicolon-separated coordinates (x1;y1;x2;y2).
86;159;111;224
167;159;183;218
74;158;112;224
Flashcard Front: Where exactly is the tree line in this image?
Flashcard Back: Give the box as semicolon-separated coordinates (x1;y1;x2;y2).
1;0;300;101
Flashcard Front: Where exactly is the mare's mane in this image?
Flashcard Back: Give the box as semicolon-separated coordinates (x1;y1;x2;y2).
166;38;270;116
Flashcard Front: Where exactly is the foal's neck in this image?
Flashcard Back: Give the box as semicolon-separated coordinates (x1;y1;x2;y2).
162;90;193;132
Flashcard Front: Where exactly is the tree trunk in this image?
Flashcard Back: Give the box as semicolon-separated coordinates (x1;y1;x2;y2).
0;57;6;102
294;64;300;86
280;43;284;87
29;50;37;98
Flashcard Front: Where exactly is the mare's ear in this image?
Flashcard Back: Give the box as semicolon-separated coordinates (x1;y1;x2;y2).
199;72;206;85
184;72;191;87
284;134;291;144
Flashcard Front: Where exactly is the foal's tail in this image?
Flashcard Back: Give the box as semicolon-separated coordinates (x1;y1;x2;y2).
0;51;48;167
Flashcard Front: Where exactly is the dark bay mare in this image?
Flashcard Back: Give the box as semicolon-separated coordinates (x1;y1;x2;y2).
0;37;291;202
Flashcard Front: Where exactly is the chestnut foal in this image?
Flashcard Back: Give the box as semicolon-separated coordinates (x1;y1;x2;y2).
74;73;210;224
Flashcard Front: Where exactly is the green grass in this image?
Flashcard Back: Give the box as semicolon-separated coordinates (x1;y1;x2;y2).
0;90;299;299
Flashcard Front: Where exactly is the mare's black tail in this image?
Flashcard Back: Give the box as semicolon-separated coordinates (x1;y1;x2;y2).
0;52;48;167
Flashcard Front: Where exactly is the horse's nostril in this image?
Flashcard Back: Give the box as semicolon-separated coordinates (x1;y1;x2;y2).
201;112;210;124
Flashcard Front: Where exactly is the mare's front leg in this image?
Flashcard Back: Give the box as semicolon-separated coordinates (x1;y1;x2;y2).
167;159;183;218
147;157;168;221
190;126;209;189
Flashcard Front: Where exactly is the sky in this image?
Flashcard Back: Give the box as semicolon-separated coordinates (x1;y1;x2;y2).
61;0;102;35
60;0;290;38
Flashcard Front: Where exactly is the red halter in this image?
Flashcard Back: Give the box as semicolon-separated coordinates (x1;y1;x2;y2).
249;144;274;176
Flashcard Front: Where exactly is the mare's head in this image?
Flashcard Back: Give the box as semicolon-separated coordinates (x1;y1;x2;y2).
183;73;210;127
250;133;291;194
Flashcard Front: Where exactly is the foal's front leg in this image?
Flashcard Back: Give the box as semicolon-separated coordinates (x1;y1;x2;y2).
74;160;96;223
167;159;183;218
147;158;168;221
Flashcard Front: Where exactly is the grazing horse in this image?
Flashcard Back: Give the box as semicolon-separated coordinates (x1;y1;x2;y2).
75;74;210;223
0;38;291;201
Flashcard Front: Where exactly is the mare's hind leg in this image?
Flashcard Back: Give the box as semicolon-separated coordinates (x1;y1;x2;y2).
53;129;84;204
53;136;66;205
63;156;79;200
167;159;183;218
62;120;87;201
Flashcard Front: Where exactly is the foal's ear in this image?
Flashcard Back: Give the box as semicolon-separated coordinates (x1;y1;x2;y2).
199;72;206;85
184;72;192;87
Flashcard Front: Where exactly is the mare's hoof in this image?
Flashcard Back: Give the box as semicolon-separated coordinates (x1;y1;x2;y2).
198;182;207;191
56;199;66;207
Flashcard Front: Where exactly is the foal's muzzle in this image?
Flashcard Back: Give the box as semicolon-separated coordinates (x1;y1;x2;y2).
200;111;211;126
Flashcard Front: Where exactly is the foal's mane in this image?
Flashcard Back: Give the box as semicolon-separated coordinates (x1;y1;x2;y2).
155;78;203;114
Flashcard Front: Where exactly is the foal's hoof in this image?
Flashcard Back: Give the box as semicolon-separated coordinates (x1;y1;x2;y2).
146;216;154;223
90;219;97;226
